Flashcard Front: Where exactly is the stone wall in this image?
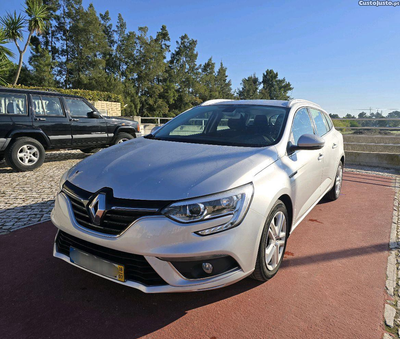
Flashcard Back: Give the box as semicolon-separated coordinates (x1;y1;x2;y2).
90;100;121;116
343;134;400;169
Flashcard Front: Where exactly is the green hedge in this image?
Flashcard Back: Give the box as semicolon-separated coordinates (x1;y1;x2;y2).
6;84;123;104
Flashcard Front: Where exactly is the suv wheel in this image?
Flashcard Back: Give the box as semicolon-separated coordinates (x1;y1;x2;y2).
251;200;288;281
5;137;45;171
114;132;134;145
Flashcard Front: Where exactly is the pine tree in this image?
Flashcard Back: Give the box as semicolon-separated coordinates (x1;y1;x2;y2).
199;57;218;101
215;61;233;99
134;26;171;116
259;69;293;100
168;34;202;113
100;10;117;75
237;74;260;99
67;3;109;90
29;36;56;86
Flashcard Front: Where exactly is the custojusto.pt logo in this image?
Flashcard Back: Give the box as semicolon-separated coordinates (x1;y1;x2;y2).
359;0;400;6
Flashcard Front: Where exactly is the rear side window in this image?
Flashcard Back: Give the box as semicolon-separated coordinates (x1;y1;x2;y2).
32;95;64;116
309;108;329;136
323;112;333;130
65;98;93;117
0;92;27;115
291;108;315;145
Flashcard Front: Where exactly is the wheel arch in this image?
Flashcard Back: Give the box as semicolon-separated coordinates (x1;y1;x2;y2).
114;127;136;139
340;154;345;167
278;194;293;235
7;130;50;149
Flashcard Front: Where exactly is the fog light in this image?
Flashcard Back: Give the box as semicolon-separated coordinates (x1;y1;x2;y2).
202;262;213;274
168;256;239;279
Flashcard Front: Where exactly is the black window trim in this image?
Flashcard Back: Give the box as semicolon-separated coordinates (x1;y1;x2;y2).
0;92;28;116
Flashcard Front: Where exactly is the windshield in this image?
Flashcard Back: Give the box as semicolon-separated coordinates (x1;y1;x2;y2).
150;105;289;147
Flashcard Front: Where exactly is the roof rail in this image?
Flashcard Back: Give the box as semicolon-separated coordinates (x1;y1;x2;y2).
200;99;234;106
288;99;322;108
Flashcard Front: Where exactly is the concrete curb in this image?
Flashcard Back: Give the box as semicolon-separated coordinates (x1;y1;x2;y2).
384;176;400;338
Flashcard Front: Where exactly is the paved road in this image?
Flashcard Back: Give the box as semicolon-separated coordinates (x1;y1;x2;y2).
0;172;395;339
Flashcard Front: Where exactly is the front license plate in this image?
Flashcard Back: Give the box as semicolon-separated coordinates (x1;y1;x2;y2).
70;247;125;282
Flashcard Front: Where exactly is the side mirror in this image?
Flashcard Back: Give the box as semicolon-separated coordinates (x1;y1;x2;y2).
288;134;325;153
87;111;101;119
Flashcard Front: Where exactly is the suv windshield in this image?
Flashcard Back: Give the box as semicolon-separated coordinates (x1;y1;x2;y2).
150;105;288;147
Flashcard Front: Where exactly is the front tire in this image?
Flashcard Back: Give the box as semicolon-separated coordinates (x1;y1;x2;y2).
325;161;343;201
114;132;134;145
5;137;45;172
251;200;289;281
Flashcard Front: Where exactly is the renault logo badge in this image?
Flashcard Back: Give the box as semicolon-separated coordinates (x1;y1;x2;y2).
88;193;106;225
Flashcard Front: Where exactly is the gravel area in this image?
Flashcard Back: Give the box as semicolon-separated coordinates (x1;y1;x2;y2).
0;150;89;234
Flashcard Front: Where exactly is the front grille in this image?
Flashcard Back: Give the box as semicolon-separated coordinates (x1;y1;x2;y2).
62;181;171;236
56;230;167;286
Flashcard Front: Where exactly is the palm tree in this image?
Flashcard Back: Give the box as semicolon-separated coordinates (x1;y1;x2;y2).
0;0;48;85
0;28;13;59
0;56;11;85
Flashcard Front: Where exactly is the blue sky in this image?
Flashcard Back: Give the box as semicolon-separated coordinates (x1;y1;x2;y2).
1;0;399;116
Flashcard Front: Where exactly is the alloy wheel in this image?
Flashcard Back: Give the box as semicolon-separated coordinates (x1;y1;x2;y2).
335;164;343;197
17;144;39;166
265;211;287;271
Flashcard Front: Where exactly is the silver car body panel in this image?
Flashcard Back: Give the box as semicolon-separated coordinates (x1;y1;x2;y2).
52;99;344;293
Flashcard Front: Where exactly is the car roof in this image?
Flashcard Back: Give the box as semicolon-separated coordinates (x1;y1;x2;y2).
200;99;322;109
0;87;82;99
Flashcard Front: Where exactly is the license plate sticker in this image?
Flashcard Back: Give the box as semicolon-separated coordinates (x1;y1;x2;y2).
70;247;125;282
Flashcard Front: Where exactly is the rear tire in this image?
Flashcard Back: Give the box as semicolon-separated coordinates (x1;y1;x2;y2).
114;132;134;145
251;200;289;281
325;161;343;201
5;137;45;172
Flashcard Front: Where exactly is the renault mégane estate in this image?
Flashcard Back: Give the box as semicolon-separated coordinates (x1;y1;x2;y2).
51;99;344;293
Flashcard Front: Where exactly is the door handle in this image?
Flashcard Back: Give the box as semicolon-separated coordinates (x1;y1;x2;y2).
70;118;79;122
318;153;324;161
332;143;338;149
34;117;46;121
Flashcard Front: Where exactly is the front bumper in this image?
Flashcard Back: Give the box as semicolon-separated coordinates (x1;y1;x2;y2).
51;192;265;293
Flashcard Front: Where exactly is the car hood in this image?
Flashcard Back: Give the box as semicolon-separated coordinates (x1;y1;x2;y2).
67;138;278;201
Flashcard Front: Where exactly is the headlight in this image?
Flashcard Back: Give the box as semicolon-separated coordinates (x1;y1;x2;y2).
161;183;254;236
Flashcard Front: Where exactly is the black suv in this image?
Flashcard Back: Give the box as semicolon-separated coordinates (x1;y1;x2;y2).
0;88;141;171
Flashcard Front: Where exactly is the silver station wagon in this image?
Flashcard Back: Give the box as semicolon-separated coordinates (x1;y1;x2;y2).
52;99;344;293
